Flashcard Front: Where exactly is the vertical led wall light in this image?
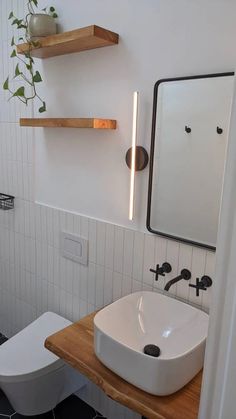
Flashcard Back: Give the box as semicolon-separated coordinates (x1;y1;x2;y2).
129;91;139;220
126;92;149;221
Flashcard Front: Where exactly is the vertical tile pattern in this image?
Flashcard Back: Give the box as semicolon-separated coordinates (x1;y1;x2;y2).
0;2;215;418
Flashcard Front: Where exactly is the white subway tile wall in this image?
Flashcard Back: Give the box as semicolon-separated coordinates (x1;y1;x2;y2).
0;1;215;418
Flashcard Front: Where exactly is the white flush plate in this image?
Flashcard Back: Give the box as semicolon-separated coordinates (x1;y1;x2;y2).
60;232;88;265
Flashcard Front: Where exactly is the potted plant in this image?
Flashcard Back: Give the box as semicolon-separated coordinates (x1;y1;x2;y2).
28;1;58;40
3;0;58;113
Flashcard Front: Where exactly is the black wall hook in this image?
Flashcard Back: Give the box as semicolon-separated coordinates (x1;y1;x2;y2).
185;126;192;134
217;126;223;134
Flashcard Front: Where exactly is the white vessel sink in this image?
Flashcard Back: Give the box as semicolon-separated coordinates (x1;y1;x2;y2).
94;291;209;396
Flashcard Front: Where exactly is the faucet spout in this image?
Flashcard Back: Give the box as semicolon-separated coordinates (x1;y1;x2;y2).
164;269;191;291
164;274;182;291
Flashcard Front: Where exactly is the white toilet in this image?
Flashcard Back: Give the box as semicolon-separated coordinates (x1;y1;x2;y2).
0;312;86;416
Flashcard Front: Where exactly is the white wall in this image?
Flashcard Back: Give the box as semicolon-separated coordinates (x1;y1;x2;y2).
35;0;236;231
1;1;236;418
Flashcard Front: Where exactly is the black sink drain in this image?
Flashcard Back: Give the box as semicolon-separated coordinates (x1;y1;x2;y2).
143;344;161;357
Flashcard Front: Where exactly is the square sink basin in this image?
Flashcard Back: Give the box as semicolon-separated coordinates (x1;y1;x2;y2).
94;291;209;396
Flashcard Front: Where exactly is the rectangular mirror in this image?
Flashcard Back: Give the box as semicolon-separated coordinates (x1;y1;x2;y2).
147;73;234;250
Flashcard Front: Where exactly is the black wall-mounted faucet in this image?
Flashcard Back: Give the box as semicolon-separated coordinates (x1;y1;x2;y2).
150;262;172;282
189;275;212;297
164;269;191;291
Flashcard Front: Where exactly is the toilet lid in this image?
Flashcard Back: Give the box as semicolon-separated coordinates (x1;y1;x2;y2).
0;312;72;383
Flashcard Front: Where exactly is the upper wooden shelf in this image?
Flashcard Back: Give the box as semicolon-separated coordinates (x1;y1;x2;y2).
45;311;202;419
20;118;117;129
16;25;119;59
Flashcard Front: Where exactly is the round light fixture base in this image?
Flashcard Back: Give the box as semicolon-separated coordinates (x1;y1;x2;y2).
126;146;149;171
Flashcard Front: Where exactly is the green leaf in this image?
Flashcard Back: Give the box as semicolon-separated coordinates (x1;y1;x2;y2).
39;102;46;113
10;49;17;58
15;19;24;28
13;86;25;97
33;71;42;83
14;64;21;77
12;18;19;25
26;63;32;70
31;0;38;6
11;36;15;46
8;11;14;19
52;13;58;18
3;77;9;90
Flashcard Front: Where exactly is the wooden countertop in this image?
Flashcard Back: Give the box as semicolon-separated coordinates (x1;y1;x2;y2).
45;312;202;419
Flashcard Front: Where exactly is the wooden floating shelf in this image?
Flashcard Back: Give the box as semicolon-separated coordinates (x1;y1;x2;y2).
17;25;119;59
19;118;117;129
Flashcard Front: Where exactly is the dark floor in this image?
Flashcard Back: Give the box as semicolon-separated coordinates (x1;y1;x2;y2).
0;391;106;418
0;334;106;419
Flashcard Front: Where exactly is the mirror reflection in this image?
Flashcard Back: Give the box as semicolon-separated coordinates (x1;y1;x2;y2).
147;73;234;250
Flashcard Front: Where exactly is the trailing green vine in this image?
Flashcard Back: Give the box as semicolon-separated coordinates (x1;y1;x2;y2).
3;0;58;113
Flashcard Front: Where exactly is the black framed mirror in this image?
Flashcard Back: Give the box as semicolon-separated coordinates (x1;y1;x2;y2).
147;72;234;251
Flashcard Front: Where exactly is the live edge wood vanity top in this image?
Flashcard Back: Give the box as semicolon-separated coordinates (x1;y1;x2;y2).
45;312;202;419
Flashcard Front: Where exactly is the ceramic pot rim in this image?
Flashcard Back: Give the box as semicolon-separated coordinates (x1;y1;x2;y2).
29;13;53;18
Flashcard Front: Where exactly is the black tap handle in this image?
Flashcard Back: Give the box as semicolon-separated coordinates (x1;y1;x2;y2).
189;276;212;297
162;262;172;274
158;264;165;277
189;278;202;296
201;275;213;288
150;264;161;282
150;262;172;282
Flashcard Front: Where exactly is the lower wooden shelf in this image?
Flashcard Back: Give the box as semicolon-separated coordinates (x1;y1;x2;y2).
19;118;117;129
45;311;202;419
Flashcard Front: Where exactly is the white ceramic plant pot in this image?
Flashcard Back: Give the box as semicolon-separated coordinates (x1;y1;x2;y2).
28;14;57;39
